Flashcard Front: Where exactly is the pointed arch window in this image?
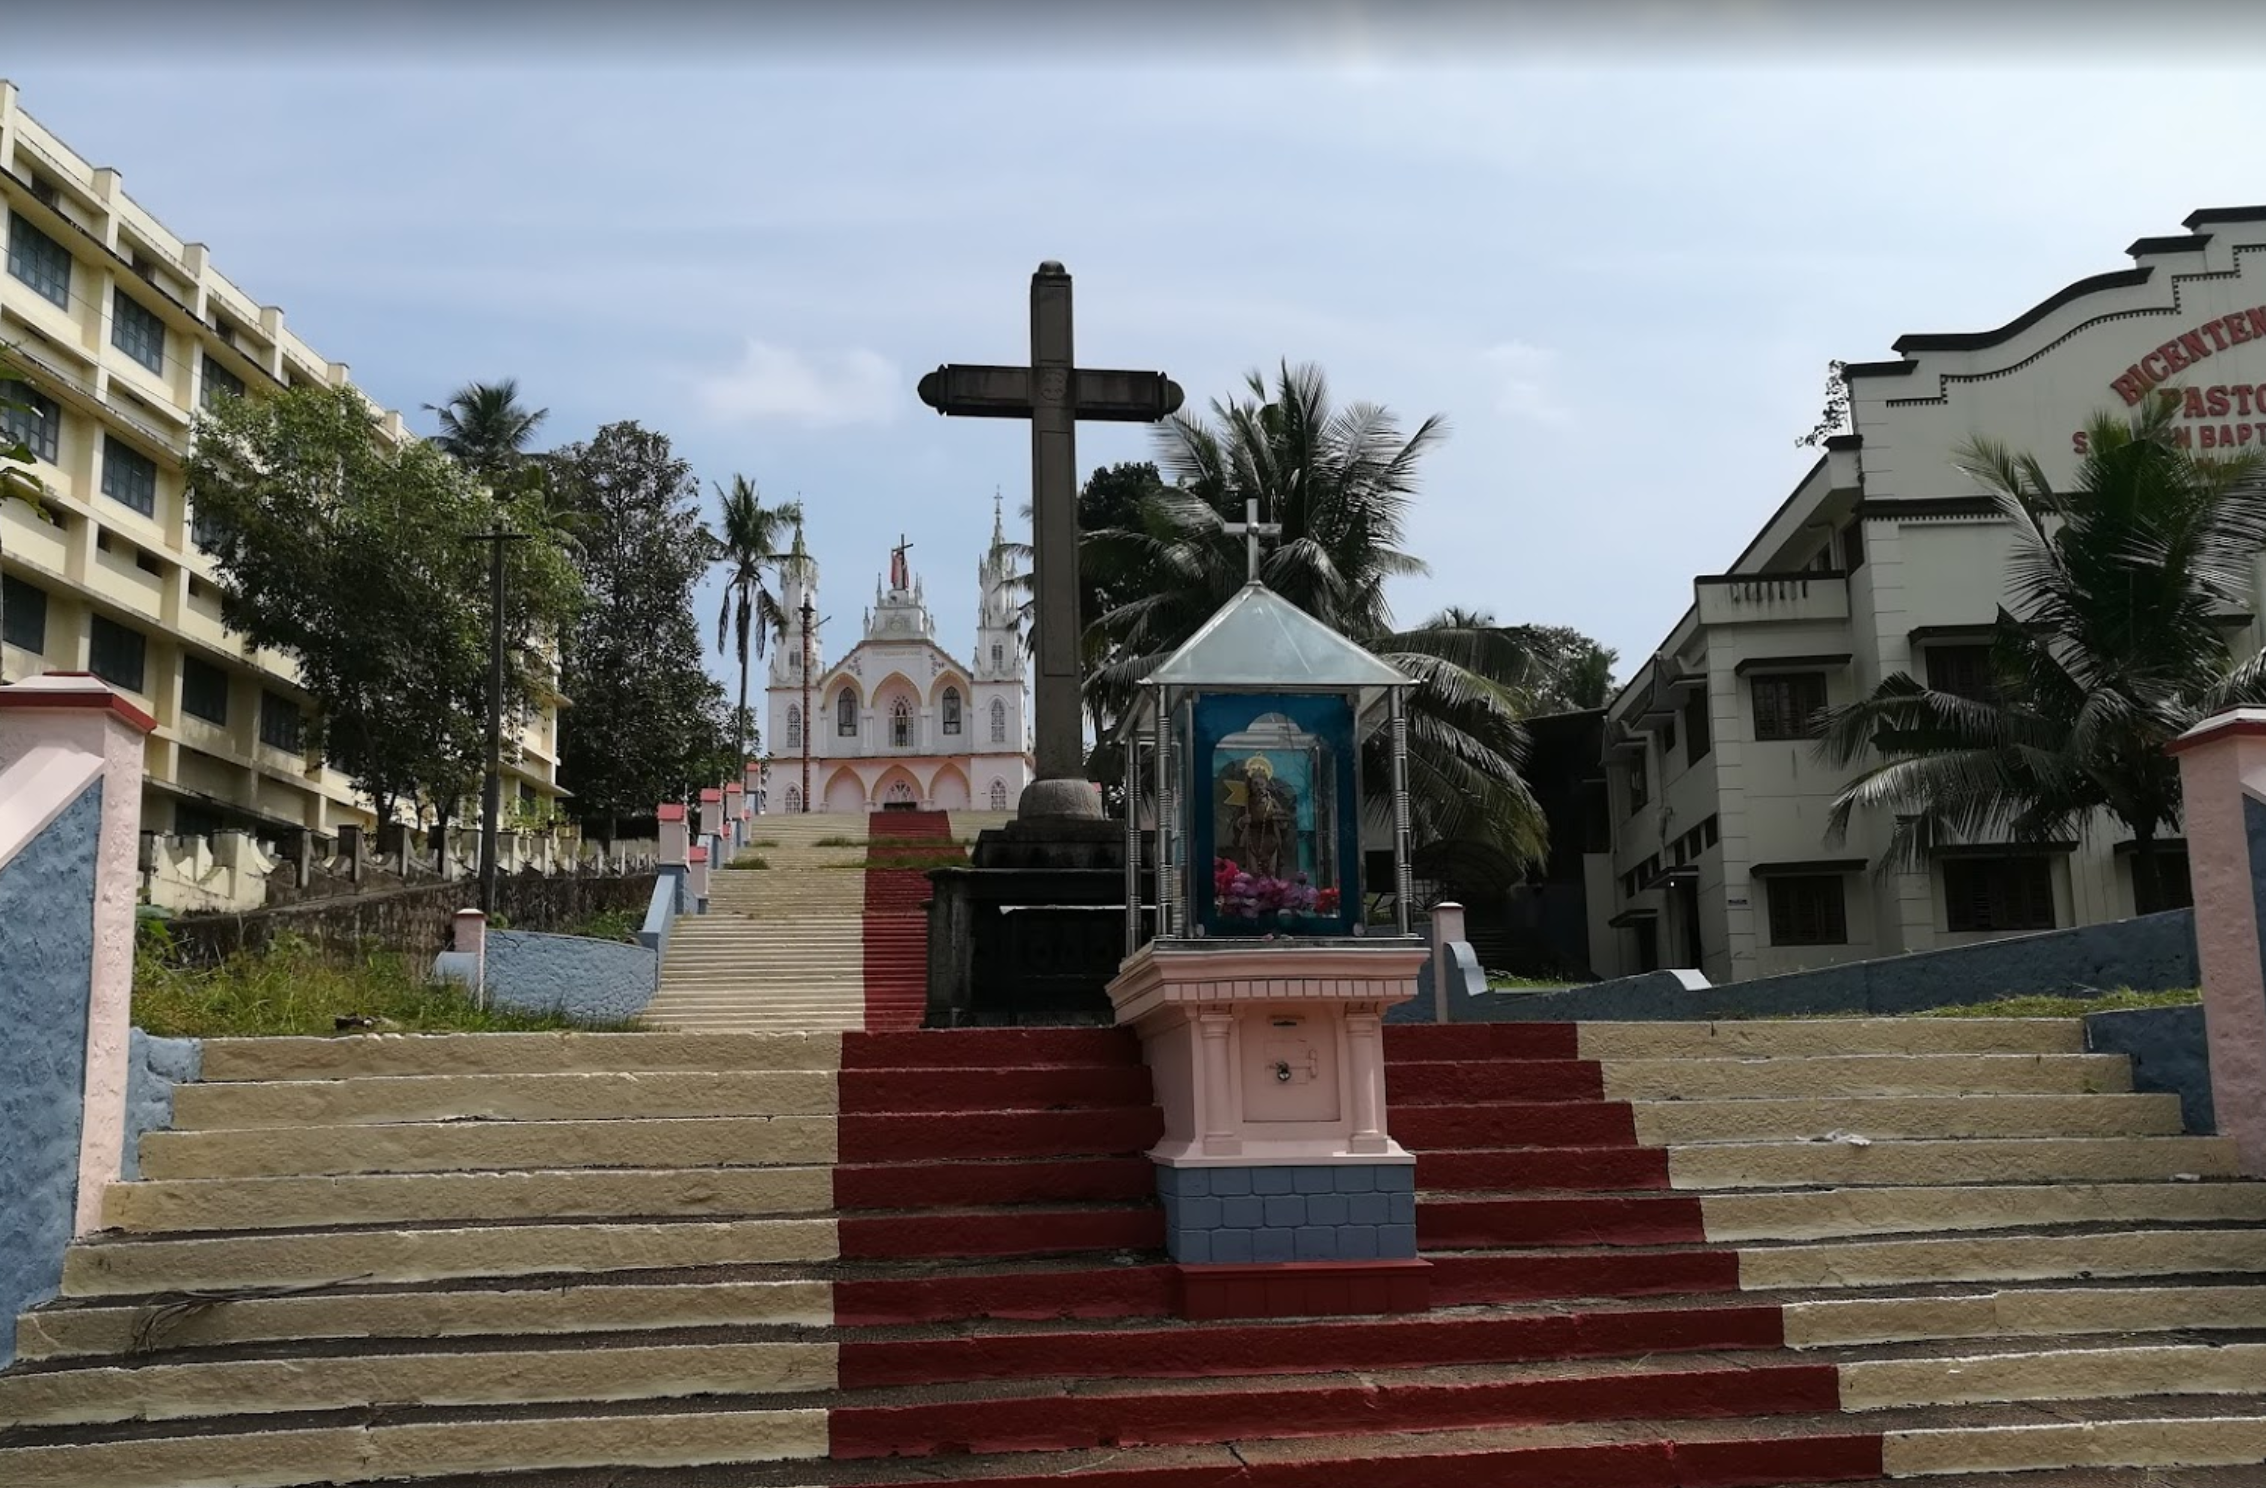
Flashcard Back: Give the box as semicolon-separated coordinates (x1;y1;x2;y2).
786;706;802;750
836;689;858;737
991;643;1004;673
990;780;1008;811
942;687;962;736
890;696;913;748
785;786;802;813
990;699;1007;744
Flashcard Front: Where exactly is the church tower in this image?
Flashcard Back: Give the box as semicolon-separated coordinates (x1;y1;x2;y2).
767;519;820;798
972;493;1029;784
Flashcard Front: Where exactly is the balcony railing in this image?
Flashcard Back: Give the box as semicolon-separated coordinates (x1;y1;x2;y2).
1696;571;1849;627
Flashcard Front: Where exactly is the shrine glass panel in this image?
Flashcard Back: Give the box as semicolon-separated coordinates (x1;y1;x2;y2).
1186;692;1358;937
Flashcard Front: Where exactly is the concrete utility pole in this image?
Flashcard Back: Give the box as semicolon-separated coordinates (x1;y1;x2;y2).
464;528;529;913
798;593;828;814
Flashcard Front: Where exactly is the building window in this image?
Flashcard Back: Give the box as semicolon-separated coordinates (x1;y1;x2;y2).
180;655;230;724
1925;643;1996;702
259;690;305;753
786;705;802;750
1767;874;1848;946
1751;671;1827;741
2132;850;2194;915
173;801;224;839
2;384;59;465
200;354;245;410
1625;758;1647;815
1684;688;1711;763
990;780;1008;810
942;686;962;735
7;211;71;307
890;696;913;747
101;436;158;516
1943;856;2056;933
990;698;1007;744
991;642;1004;672
88;615;147;693
836;689;857;737
1841;520;1866;572
111;288;166;374
191;503;226;552
2;577;48;654
785;785;801;813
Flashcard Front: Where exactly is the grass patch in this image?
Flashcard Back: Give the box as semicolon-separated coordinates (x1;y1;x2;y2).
748;838;780;848
728;853;772;869
557;908;641;945
1912;988;2201;1019
134;928;637;1039
1485;973;1572;990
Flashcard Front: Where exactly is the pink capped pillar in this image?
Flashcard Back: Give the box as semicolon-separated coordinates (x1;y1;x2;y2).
2167;709;2266;1175
0;674;154;1233
723;780;745;848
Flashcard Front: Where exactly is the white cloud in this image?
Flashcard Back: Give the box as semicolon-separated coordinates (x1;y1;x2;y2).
1483;341;1573;426
691;340;900;428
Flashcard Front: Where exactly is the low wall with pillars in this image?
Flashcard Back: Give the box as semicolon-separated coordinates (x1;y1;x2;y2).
2167;710;2266;1175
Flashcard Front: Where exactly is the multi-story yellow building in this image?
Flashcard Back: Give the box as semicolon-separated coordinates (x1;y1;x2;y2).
0;80;565;844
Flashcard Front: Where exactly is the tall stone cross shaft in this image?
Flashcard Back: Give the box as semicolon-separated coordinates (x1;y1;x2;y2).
918;261;1183;816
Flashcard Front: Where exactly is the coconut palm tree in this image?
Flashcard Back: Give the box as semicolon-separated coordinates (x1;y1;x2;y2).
1082;361;1548;862
1816;393;2266;911
427;379;548;486
712;475;805;771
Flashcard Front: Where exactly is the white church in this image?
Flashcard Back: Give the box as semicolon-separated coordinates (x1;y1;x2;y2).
764;502;1032;814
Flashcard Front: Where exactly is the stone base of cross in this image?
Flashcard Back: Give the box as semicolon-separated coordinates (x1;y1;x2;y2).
918;260;1183;819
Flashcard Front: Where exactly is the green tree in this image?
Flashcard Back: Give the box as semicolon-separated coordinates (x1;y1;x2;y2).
548;421;732;836
1424;613;1618;714
1083;361;1547;860
1816;394;2266;911
710;475;803;770
187;384;582;828
427;379;548;487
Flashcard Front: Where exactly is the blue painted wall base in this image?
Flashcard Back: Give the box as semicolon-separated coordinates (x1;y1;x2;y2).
1157;1163;1417;1264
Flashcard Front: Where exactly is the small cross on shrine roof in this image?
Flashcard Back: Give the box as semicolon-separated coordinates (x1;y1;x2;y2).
1221;498;1283;585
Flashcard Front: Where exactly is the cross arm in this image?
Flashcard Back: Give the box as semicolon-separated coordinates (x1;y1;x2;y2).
918;365;1186;422
918;365;1033;419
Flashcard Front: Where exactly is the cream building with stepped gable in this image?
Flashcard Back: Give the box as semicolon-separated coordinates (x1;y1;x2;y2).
765;502;1031;815
0;80;567;845
1590;205;2266;984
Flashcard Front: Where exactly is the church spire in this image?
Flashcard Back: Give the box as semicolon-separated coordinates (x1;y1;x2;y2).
991;487;1005;549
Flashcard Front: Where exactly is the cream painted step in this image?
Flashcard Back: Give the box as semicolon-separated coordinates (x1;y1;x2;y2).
15;1277;832;1361
64;1216;838;1295
1884;1412;2266;1477
102;1166;834;1232
141;1115;840;1179
1600;1053;2130;1100
1667;1136;2240;1189
1843;1341;2266;1411
196;1032;840;1083
1703;1181;2266;1242
0;1406;826;1488
1741;1227;2266;1289
1786;1284;2266;1348
1631;1093;2185;1144
0;1337;838;1427
1578;1018;2087;1059
172;1071;838;1129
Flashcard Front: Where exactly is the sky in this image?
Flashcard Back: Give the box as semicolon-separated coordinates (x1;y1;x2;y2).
9;2;2266;695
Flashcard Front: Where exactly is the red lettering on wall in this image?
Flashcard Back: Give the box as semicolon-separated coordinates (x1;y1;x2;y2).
2163;341;2193;372
2073;430;2090;454
2230;315;2256;346
2205;319;2233;351
2175;425;2194;449
2183;387;2208;418
2208;386;2231;418
2250;309;2266;340
2202;425;2218;449
2238;386;2258;417
2111;370;2149;406
2181;331;2212;362
2143;351;2172;381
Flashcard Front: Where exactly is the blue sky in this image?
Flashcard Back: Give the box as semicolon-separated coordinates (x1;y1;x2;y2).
9;6;2263;691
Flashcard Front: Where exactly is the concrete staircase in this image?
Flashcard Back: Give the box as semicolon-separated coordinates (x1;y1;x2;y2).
4;1017;2264;1485
643;813;871;1034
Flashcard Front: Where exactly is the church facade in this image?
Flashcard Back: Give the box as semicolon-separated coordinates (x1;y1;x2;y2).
764;506;1032;814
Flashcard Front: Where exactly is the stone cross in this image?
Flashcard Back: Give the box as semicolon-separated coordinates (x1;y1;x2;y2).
1222;497;1282;583
918;261;1183;816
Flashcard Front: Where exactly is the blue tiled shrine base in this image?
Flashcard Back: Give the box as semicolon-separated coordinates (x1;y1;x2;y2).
1156;1162;1418;1264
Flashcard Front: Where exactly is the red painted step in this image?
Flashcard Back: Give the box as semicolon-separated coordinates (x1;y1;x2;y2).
838;1303;1786;1388
845;1027;1141;1068
1420;1196;1708;1250
835;1157;1156;1210
839;1107;1164;1163
862;810;962;1033
1384;1022;1581;1061
840;1205;1164;1260
836;1265;1178;1326
1419;1146;1671;1193
1394;1101;1639;1150
828;1361;1844;1458
840;1063;1155;1114
1387;1058;1604;1104
1429;1250;1742;1306
834;1433;1885;1488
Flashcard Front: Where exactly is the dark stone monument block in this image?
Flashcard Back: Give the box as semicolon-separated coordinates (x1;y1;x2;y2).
925;820;1152;1027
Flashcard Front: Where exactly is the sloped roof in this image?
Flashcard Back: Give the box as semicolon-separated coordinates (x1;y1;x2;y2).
1149;582;1409;690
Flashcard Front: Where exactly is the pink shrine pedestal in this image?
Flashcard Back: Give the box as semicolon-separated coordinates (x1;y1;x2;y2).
1107;938;1431;1319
